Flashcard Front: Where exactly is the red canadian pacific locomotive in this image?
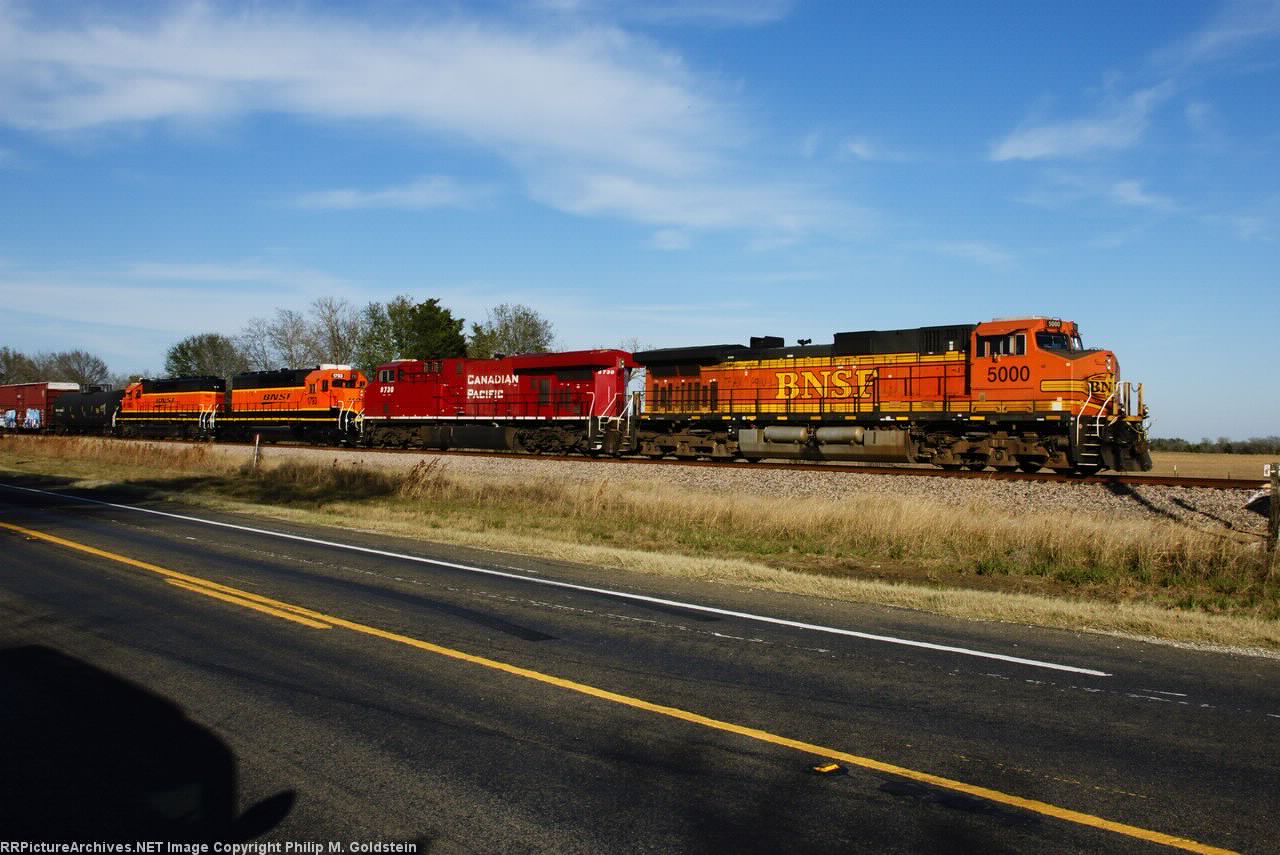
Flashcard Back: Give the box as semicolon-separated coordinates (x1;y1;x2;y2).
7;315;1152;474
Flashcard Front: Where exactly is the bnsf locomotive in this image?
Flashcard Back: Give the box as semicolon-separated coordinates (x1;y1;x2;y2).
634;316;1150;473
4;316;1151;474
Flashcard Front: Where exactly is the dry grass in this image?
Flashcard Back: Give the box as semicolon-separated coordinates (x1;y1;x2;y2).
1146;451;1277;480
3;435;1278;651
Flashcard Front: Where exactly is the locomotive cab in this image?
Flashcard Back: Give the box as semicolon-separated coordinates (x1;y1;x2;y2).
970;317;1150;472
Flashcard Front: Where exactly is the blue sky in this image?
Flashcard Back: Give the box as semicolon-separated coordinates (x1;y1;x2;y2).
1;0;1277;440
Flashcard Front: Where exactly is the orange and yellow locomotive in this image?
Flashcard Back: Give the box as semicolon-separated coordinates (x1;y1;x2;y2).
634;317;1150;474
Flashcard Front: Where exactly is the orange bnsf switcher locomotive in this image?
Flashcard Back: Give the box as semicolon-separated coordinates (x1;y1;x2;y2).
114;365;367;441
633;316;1151;474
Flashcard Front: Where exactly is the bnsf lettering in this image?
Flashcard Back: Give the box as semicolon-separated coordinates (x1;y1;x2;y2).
1087;375;1115;396
775;369;876;400
262;392;291;402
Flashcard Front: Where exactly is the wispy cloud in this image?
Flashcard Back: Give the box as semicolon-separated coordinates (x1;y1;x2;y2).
990;83;1174;161
533;0;794;27
529;171;873;239
126;261;351;293
650;228;692;250
0;2;845;244
1107;179;1176;211
911;240;1015;269
1017;170;1178;213
1155;0;1280;69
295;176;494;211
843;136;910;163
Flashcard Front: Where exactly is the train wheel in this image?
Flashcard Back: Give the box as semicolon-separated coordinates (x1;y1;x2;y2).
966;463;988;471
939;464;963;471
1017;460;1044;473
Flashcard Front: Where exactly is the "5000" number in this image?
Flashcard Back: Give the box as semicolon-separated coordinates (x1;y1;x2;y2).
987;365;1030;383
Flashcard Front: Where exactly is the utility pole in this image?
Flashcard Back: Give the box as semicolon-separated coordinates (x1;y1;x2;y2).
1269;463;1279;578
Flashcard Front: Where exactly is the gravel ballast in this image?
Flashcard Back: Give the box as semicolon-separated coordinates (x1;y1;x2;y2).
218;445;1268;536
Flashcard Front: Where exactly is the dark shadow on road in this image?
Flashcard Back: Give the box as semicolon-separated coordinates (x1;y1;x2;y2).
0;644;295;842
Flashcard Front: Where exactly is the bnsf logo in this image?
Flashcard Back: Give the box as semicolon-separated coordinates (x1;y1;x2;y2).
262;393;291;402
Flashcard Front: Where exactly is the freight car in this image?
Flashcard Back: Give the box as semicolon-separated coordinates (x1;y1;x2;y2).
362;349;635;454
0;381;81;432
52;386;127;434
633;317;1151;474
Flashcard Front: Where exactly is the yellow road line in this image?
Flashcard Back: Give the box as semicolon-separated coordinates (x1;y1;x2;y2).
0;520;1238;855
165;578;332;629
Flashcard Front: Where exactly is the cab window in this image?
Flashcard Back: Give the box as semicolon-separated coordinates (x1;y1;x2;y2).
977;334;1026;357
1036;332;1072;351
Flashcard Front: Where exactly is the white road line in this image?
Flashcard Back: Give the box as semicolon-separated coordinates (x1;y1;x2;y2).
1;482;1110;676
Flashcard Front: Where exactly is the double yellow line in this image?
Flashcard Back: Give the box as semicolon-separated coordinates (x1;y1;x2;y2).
0;520;1238;855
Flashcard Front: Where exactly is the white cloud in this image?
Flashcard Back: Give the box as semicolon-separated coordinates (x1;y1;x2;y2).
0;2;847;244
912;240;1015;269
1155;0;1280;69
126;261;351;293
0;4;723;174
651;228;692;250
530;171;872;239
1108;179;1175;211
295;176;494;211
1017;171;1178;214
845;137;877;161
534;0;794;27
990;83;1174;161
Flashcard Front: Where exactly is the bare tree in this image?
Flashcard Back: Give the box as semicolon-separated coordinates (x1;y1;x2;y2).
468;303;555;358
52;350;110;387
268;308;319;368
309;297;362;364
238;317;276;371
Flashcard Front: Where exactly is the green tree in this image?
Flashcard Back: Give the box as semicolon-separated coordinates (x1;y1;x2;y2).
468;303;555;358
354;295;416;373
0;346;40;383
164;333;249;378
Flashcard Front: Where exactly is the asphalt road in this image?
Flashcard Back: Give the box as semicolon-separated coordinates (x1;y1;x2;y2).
1;473;1278;854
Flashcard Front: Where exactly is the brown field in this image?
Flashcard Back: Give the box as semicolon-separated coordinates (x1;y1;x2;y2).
2;436;1277;652
1145;452;1277;480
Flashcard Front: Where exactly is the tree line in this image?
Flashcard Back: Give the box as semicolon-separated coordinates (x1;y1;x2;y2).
1;296;554;387
1149;436;1280;455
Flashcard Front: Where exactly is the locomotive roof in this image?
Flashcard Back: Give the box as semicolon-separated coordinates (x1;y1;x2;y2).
232;368;314;389
139;375;226;393
635;323;976;366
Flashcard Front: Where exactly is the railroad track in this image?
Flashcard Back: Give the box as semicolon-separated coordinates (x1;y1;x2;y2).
23;435;1262;491
240;441;1262;491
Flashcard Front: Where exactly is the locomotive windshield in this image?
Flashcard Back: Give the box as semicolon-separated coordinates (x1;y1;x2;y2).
1036;331;1083;351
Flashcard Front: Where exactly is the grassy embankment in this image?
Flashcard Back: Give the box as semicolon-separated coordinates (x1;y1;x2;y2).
2;436;1277;651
